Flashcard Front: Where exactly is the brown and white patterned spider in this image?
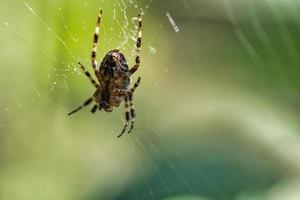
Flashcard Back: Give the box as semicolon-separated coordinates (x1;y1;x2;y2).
68;9;143;138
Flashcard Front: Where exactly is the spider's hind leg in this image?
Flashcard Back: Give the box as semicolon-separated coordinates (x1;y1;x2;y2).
68;97;93;115
78;62;99;88
91;105;98;113
131;77;141;92
127;77;141;133
118;95;130;138
127;92;136;134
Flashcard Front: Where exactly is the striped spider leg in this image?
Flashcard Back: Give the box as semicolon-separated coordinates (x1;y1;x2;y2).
118;77;141;138
91;9;103;78
129;13;142;75
68;97;94;116
118;13;143;137
68;10;103;115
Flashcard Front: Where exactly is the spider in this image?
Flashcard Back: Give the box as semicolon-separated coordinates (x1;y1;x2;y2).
68;9;143;138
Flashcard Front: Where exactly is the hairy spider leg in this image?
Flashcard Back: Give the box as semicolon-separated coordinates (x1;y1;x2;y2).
127;92;136;133
90;105;98;113
130;77;141;92
68;97;94;115
118;95;130;138
129;13;142;75
127;77;141;133
91;9;103;77
78;62;99;88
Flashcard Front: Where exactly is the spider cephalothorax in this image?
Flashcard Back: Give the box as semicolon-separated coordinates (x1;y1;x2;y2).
68;10;143;137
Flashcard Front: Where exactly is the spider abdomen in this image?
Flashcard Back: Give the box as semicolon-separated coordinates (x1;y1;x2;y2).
99;49;129;79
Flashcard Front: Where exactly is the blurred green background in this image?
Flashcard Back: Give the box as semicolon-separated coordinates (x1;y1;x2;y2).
1;0;300;199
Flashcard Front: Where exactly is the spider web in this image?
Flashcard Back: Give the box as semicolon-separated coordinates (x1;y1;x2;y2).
1;0;183;199
23;0;155;92
1;0;300;200
2;0;208;199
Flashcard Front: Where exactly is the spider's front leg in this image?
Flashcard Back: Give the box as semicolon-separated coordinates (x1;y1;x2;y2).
91;9;103;78
78;62;99;88
129;13;142;75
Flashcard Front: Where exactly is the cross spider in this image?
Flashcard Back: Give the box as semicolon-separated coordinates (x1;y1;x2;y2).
68;9;143;138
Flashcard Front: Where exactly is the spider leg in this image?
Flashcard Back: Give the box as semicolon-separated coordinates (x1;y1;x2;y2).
116;77;141;95
91;9;103;77
126;77;141;133
78;62;99;88
68;97;93;115
129;13;142;75
126;77;142;133
90;104;98;113
115;89;128;96
130;77;141;92
127;92;136;134
118;95;130;138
